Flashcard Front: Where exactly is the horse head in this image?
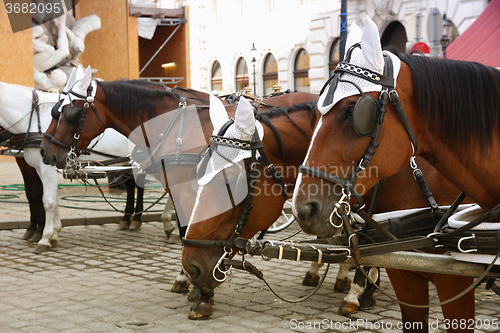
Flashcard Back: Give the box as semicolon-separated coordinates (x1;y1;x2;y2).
40;65;85;165
292;16;416;238
43;66;111;169
181;96;265;289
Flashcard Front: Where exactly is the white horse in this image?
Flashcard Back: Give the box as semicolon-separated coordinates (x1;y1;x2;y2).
0;73;171;253
0;82;61;253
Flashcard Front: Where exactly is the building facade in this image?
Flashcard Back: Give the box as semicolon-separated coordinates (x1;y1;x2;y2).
186;0;488;95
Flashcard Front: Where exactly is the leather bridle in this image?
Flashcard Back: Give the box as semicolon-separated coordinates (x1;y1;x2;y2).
45;83;107;169
182;118;288;251
299;44;419;220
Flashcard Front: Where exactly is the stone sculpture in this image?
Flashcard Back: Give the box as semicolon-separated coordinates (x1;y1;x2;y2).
33;12;101;90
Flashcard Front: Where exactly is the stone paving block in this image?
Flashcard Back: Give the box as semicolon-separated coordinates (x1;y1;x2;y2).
0;221;499;332
19;325;53;333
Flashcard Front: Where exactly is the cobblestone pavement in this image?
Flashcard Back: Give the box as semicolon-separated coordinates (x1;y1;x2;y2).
0;157;499;332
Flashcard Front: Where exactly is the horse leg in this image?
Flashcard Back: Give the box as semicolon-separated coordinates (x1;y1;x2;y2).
171;268;191;293
433;274;474;333
15;158;45;241
161;197;176;238
130;174;145;231
28;164;45;243
338;266;367;315
32;162;60;254
334;263;352;292
358;267;379;310
302;262;323;286
188;287;214;320
386;268;430;333
118;176;134;230
171;221;191;293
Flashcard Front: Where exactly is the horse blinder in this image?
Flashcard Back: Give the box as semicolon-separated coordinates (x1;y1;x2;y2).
352;94;380;137
51;102;61;121
64;105;85;126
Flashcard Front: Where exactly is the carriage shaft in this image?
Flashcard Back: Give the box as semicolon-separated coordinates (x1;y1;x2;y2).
345;251;500;278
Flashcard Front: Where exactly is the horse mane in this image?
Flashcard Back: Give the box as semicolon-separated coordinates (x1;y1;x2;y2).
96;80;180;120
172;86;210;105
256;100;317;169
396;53;500;152
125;79;168;90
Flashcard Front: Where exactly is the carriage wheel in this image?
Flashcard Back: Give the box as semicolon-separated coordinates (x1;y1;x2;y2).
267;200;296;233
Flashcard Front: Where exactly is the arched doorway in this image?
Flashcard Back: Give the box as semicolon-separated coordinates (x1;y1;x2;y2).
381;21;407;53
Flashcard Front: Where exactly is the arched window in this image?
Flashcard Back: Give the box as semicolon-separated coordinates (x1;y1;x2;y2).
263;53;278;95
328;38;340;77
235;58;249;93
211;61;222;93
294;48;309;93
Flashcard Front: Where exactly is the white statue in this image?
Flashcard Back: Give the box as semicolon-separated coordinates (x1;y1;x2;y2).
33;12;101;90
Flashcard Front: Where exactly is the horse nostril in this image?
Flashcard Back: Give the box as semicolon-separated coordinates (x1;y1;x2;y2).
40;147;44;157
185;261;203;283
49;155;57;166
297;200;319;222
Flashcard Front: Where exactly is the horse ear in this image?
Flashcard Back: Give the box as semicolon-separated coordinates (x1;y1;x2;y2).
209;94;229;135
361;15;384;74
76;65;85;81
345;21;362;51
62;67;77;92
80;66;92;88
234;97;255;140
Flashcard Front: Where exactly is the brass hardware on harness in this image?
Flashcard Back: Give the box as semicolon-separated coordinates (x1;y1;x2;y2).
311;245;323;264
290;246;302;262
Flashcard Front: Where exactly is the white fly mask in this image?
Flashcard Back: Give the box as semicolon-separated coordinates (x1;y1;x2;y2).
188;95;264;225
58;66;96;112
197;95;264;187
51;65;85;119
318;16;401;115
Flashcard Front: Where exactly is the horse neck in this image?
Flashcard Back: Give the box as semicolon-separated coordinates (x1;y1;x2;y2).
97;84;181;138
0;83;36;134
422;136;500;211
262;110;313;184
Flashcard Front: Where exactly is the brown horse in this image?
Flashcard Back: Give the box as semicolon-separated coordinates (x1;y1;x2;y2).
39;68;319;294
181;93;474;324
293;16;497;331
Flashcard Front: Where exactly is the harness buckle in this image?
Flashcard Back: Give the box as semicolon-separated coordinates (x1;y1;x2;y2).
358;159;366;171
458;234;477;253
388;90;399;101
409;156;418;170
379;89;389;99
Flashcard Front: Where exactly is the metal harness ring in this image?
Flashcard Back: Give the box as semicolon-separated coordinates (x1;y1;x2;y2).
213;249;233;282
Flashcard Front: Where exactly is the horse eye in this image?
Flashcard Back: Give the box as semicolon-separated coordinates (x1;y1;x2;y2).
345;106;355;120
